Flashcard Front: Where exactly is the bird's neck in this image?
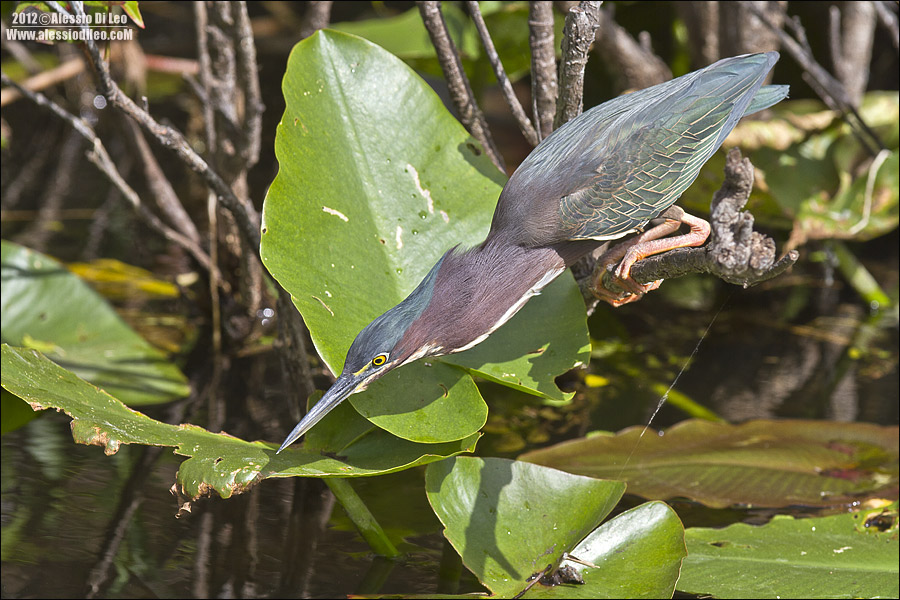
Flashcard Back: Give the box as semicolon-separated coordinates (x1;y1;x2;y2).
399;240;570;358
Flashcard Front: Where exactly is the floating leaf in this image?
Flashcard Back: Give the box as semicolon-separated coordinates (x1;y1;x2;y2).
519;419;899;508
530;502;687;599
426;457;686;598
678;503;900;599
1;241;188;406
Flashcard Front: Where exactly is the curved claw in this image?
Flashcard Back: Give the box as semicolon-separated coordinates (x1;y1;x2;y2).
589;207;710;307
591;275;663;307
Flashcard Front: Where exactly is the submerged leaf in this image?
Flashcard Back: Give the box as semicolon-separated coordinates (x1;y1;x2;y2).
519;419;899;508
1;240;188;406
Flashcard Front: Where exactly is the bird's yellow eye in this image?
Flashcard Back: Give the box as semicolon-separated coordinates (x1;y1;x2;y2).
372;353;388;367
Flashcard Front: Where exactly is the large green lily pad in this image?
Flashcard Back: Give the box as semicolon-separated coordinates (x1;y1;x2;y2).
0;345;479;498
519;419;899;508
531;502;687;599
426;457;686;598
1;240;189;405
678;503;899;599
261;30;589;444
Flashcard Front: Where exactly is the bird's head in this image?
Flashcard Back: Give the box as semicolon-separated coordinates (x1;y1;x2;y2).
276;253;450;452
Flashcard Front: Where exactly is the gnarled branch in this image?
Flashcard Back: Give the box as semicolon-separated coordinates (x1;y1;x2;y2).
578;148;799;311
555;0;602;127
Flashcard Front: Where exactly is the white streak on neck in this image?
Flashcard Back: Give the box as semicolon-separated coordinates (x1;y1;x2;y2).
453;266;566;353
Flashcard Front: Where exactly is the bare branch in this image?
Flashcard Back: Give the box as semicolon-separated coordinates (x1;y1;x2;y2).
577;149;798;311
593;6;671;93
195;1;216;152
418;1;505;171
873;0;900;51
234;1;264;168
1;72;216;275
300;1;334;40
467;1;539;147
58;1;262;250
555;0;603;128
528;1;558;139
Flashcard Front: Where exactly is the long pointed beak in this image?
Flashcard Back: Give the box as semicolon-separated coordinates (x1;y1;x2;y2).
276;373;362;453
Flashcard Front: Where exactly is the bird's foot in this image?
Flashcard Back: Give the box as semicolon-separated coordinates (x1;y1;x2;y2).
589;206;710;307
591;268;663;306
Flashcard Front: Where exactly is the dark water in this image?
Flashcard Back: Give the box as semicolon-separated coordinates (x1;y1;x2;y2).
2;266;897;598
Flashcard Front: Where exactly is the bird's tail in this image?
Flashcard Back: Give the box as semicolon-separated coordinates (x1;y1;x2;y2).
746;84;790;115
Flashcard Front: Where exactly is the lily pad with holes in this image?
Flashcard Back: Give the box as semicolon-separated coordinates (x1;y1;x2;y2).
0;345;480;498
261;30;590;445
677;503;900;599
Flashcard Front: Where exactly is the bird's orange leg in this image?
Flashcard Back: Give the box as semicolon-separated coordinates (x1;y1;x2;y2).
591;206;711;306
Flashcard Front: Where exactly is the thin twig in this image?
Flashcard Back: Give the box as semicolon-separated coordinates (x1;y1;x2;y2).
123;118;202;244
873;0;900;51
0;72;217;276
555;1;602;128
528;1;558;139
57;1;262;250
740;1;884;157
467;1;539;146
418;0;505;171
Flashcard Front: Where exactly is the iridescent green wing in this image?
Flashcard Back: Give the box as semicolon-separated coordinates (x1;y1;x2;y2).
557;53;780;241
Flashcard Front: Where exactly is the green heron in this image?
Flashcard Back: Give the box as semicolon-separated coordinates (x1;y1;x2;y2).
277;52;787;453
